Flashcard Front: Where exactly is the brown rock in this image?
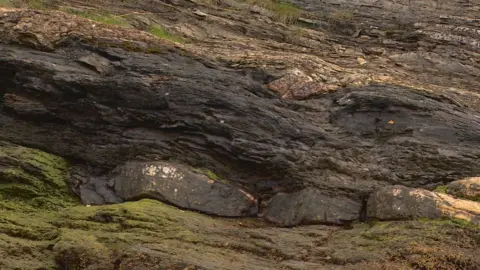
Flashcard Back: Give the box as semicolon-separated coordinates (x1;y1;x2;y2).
266;69;337;99
447;177;480;201
356;57;367;65
367;185;480;224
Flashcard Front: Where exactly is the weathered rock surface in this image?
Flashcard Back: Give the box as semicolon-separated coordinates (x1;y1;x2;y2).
111;161;258;217
367;185;480;224
0;8;479;224
447;177;480;201
263;188;361;226
0;0;479;268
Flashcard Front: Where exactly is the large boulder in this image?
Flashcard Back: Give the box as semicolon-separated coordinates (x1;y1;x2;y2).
111;161;258;217
367;185;480;224
447;177;480;201
262;188;362;226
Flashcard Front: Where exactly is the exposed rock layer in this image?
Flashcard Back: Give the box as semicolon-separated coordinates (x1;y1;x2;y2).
0;32;480;224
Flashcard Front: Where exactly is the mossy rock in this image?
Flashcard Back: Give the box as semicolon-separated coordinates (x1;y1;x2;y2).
54;229;114;270
0;141;79;211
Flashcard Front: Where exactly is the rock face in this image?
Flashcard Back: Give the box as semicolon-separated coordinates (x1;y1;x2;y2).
0;9;480;222
0;0;479;268
367;185;480;224
447;177;480;201
111;161;258;217
263;188;361;226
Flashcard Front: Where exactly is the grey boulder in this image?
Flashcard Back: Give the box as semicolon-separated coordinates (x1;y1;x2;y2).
262;188;362;226
367;185;480;224
112;161;258;217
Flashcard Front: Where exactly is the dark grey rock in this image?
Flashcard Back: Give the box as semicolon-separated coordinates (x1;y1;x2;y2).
263;188;362;226
79;187;106;205
111;161;258;217
77;53;115;75
0;41;479;224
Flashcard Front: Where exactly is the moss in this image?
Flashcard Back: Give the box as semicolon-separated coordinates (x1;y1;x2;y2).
54;229;113;270
0;142;79;211
417;217;480;230
191;168;232;185
0;210;58;240
0;233;55;269
434;185;448;194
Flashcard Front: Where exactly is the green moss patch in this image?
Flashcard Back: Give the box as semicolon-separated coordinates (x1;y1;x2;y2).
434;185;448;194
0;142;78;211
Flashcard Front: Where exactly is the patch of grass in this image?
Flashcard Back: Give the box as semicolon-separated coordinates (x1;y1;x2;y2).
26;0;45;9
148;25;185;43
270;1;301;23
242;0;302;24
0;0;14;8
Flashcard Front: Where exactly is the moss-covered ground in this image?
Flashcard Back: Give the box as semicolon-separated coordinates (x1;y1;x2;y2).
0;139;479;269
